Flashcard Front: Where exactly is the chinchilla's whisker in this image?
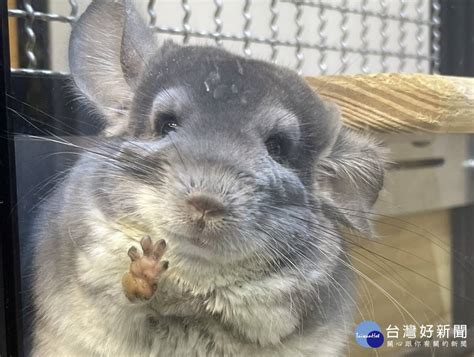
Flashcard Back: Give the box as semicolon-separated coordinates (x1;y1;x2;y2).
270;196;473;273
300;234;423;325
265;206;464;309
6;93;103;133
7;103;163;175
258;211;408;293
311;209;467;295
27;168;75;213
261;216;417;326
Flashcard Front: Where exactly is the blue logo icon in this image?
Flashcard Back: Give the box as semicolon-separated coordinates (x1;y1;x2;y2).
355;321;384;348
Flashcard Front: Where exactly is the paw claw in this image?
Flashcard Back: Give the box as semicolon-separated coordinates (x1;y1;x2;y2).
140;235;153;256
157;239;166;250
153;239;167;259
127;246;140;261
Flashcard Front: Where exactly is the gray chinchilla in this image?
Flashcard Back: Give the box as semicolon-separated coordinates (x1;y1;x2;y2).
30;1;384;356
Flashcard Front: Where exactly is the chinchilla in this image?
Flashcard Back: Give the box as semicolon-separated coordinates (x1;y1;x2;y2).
30;0;384;356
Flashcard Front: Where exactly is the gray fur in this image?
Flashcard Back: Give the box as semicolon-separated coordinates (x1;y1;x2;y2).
31;1;384;356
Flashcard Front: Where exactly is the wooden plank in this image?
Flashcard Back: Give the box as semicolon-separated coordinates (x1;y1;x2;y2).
7;0;19;68
306;74;474;134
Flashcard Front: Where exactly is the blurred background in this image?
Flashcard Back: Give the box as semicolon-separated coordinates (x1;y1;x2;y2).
3;0;474;356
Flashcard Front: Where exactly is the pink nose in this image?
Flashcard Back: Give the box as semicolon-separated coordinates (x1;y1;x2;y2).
186;194;226;218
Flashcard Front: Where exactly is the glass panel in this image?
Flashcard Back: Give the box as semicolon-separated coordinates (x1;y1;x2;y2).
3;1;472;356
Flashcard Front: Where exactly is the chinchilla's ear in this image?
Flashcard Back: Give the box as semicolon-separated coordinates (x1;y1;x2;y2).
69;0;159;134
315;102;385;236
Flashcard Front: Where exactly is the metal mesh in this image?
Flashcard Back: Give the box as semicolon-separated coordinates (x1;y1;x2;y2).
8;0;441;76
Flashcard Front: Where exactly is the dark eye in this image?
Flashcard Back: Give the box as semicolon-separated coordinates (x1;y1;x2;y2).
265;134;288;162
156;112;179;137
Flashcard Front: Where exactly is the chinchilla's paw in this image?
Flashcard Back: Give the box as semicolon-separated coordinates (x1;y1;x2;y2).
121;236;169;302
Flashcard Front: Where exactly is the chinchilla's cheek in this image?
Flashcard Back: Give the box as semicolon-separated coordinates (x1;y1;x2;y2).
254;161;309;207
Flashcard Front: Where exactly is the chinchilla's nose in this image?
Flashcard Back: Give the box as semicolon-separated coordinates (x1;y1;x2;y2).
186;193;226;219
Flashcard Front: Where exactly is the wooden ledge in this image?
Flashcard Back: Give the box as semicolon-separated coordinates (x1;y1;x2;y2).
306;74;474;133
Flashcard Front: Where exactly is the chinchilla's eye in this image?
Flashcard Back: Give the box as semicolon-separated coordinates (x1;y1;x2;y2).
156;112;179;137
265;134;289;163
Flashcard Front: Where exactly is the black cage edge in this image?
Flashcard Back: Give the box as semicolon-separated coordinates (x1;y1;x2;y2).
0;0;24;356
439;0;474;341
